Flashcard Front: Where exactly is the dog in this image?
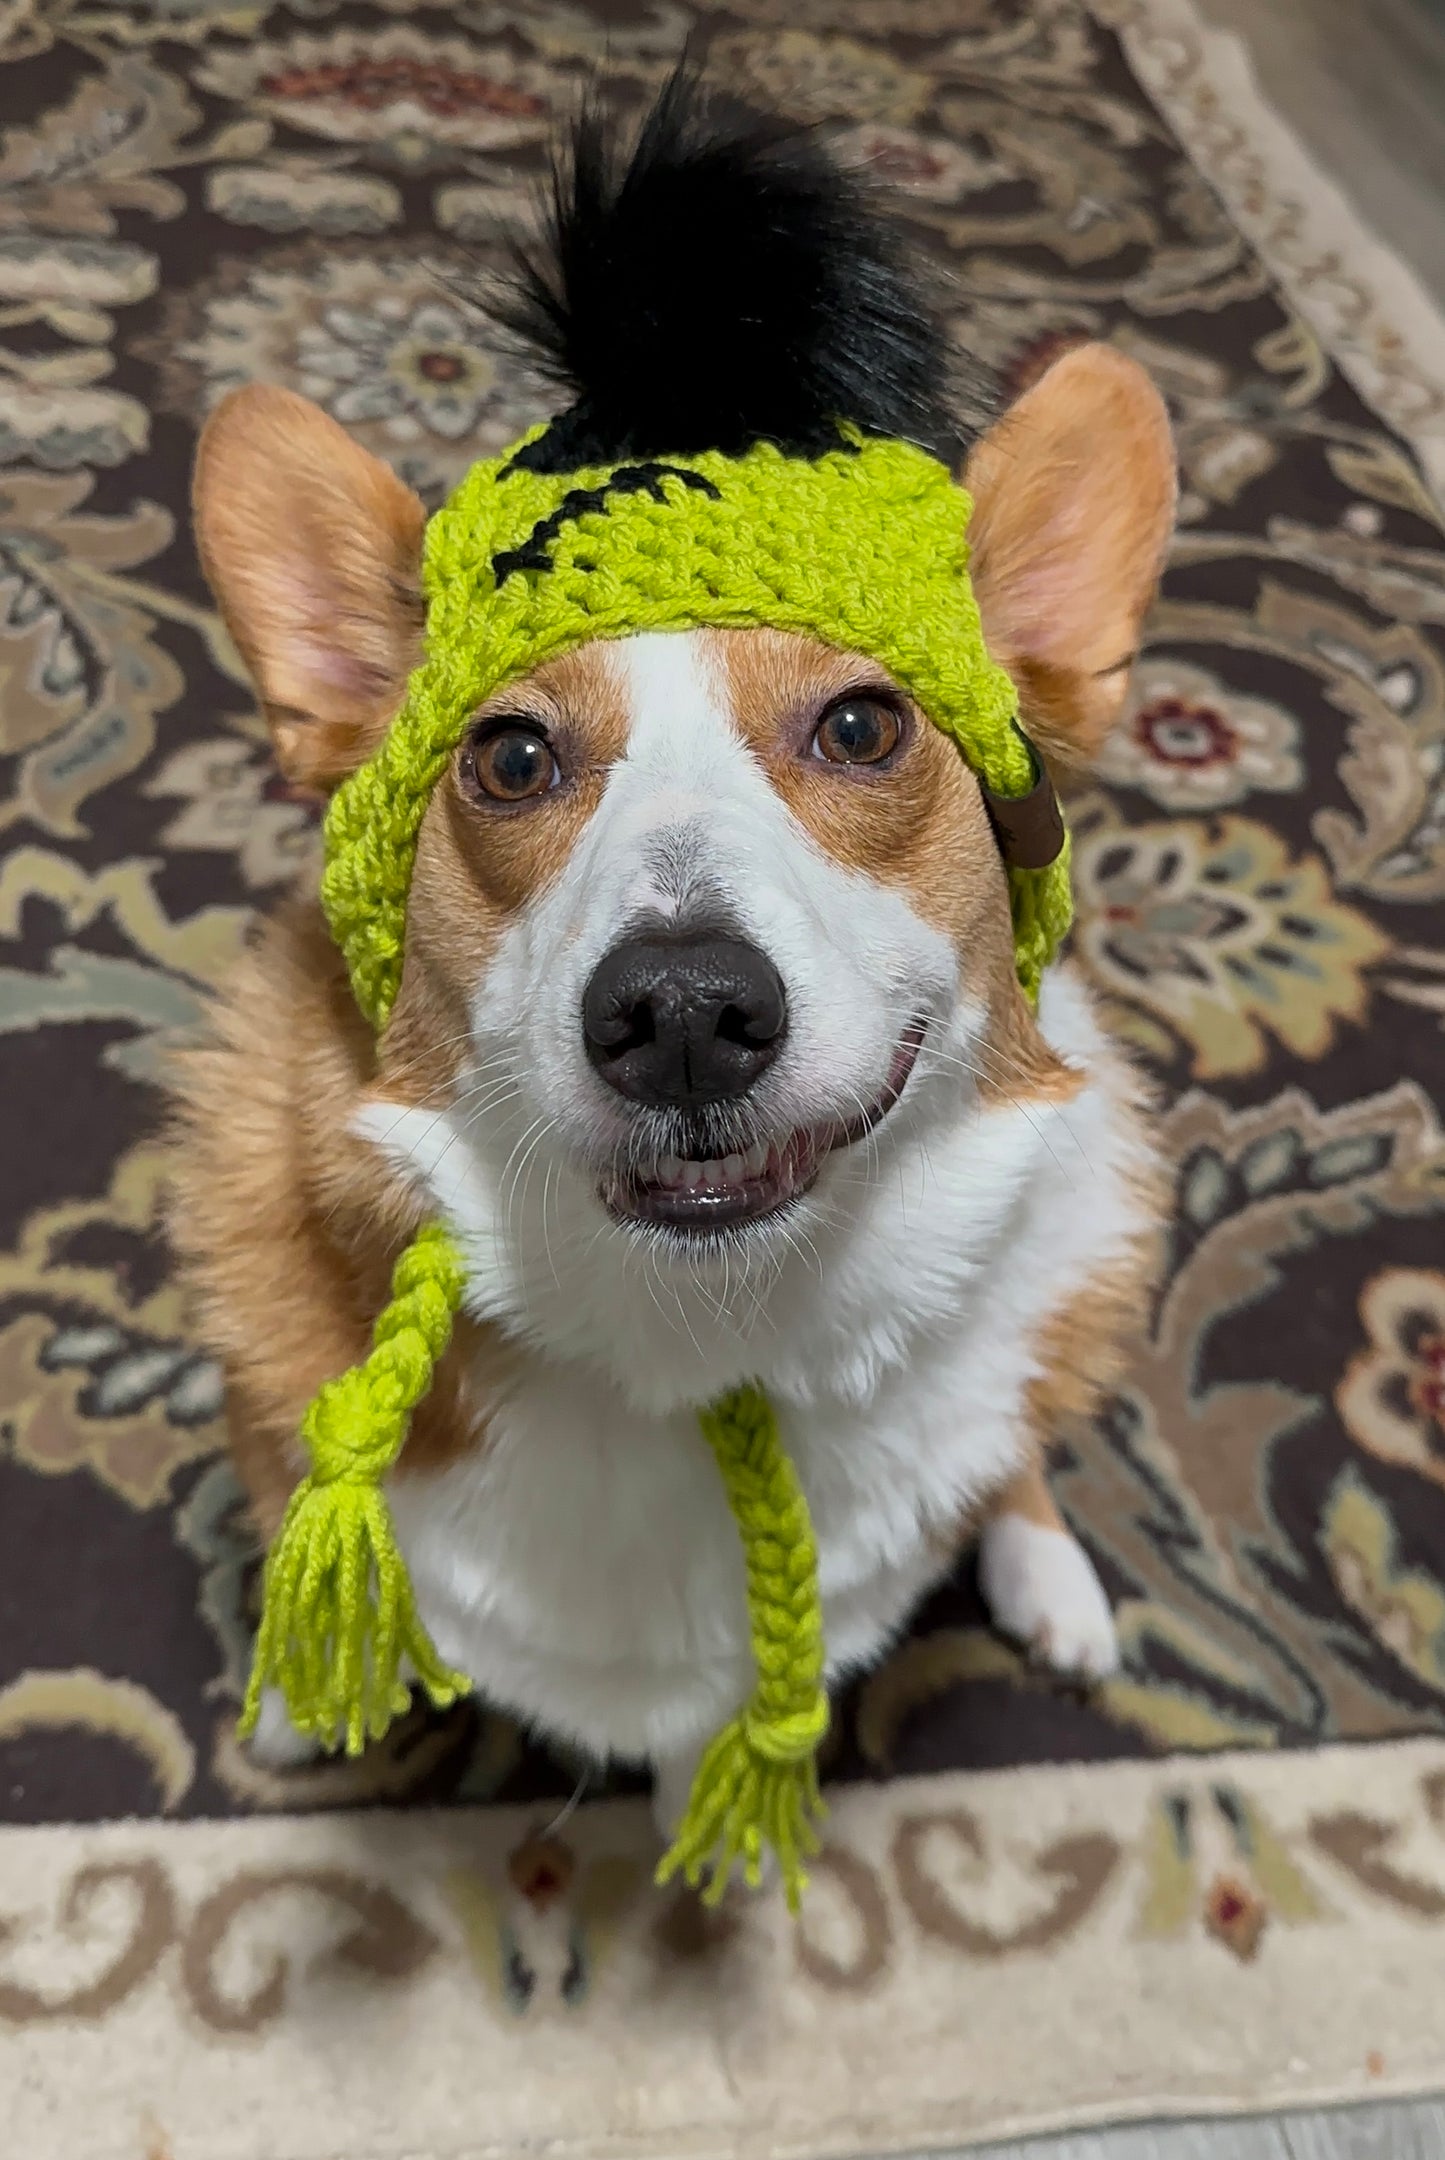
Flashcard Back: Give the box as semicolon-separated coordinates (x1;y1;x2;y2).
170;75;1175;1844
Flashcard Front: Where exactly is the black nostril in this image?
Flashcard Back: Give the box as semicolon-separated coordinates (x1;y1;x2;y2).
582;930;788;1107
717;1000;770;1048
587;996;655;1055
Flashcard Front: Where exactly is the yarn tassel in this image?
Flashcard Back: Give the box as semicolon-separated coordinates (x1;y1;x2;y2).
657;1384;830;1913
1007;838;1073;1009
239;1222;471;1756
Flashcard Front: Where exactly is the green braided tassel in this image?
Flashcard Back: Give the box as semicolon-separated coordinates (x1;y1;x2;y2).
658;1384;829;1913
1008;832;1073;1008
239;1222;471;1756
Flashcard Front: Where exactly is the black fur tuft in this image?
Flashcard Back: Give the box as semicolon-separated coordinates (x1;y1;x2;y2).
494;66;984;473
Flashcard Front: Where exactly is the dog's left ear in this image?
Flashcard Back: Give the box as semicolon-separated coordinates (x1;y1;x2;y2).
193;384;427;792
964;343;1175;772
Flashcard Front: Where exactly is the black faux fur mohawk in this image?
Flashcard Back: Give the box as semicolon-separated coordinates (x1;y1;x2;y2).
496;66;978;473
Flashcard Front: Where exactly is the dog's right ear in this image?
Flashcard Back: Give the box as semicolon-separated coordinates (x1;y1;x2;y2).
193;384;426;790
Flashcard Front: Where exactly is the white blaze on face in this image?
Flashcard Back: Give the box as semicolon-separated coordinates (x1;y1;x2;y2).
476;628;962;1163
355;625;1015;1397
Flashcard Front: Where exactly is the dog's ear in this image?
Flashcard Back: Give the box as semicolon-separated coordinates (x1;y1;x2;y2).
964;344;1175;773
193;384;426;790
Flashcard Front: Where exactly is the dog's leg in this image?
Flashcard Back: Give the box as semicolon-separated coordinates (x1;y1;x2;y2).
978;1458;1120;1681
651;1744;701;1847
652;1741;783;1895
245;1685;326;1769
245;1652;435;1771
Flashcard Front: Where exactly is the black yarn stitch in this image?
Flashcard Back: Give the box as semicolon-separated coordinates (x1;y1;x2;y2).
490;461;722;585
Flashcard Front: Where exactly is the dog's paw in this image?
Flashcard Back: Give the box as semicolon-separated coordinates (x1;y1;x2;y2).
978;1514;1120;1682
245;1686;325;1770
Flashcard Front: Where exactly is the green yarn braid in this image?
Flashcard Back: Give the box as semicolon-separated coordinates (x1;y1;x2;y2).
239;1223;471;1755
658;1385;828;1912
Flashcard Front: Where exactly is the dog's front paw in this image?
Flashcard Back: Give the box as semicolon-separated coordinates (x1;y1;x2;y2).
979;1514;1120;1682
245;1686;326;1770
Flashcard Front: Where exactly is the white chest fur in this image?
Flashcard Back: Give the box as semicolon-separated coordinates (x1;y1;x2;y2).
387;1317;1014;1764
372;970;1150;1774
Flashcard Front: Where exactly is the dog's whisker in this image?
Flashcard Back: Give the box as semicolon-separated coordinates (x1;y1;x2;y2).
539;1151;563;1295
928;1042;1083;1191
501;1116;554;1229
511;1122;557;1302
667;1259;709;1361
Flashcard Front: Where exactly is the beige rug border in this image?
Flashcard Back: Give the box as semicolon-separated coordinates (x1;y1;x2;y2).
1090;0;1445;505
7;1734;1445;2160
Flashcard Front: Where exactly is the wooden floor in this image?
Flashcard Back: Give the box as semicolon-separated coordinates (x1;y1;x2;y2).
1194;0;1445;307
925;2;1445;2156
958;2098;1445;2158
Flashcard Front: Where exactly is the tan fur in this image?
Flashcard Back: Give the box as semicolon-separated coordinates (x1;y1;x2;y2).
982;1036;1166;1543
983;1458;1068;1536
965;344;1176;780
1022;1237;1157;1441
167;902;508;1532
967;1231;1158;1557
967;1185;1161;1602
713;628;1011;947
381;641;633;1085
194;385;426;792
174;341;1174;1555
711;626;1081;1109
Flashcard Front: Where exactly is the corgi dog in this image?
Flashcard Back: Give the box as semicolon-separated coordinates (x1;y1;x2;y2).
170;76;1175;1840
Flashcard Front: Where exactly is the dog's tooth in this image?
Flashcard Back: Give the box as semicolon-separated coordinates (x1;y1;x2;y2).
741;1141;767;1178
658;1153;685;1189
682;1160;705;1191
722;1153;745;1186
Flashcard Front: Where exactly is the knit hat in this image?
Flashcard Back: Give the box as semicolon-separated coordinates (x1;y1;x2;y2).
239;74;1070;1909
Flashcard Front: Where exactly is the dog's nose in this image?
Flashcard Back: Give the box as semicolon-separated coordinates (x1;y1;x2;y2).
582;931;787;1107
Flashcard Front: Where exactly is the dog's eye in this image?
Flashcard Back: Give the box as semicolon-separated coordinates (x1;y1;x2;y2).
811;695;901;767
462;720;559;804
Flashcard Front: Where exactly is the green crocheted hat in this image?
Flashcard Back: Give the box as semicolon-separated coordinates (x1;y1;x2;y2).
239;76;1072;1909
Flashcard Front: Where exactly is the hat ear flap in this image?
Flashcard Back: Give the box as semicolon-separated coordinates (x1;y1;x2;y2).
194;385;427;792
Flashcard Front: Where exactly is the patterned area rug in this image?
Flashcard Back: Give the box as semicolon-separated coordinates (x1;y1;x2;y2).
3;0;1445;2153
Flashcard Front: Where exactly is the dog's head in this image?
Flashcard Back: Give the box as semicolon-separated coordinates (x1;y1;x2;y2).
194;80;1173;1335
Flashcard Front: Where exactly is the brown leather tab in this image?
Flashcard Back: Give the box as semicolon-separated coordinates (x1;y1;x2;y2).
981;743;1066;871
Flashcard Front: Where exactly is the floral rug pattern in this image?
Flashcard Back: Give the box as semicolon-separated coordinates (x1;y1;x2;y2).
2;0;1445;1830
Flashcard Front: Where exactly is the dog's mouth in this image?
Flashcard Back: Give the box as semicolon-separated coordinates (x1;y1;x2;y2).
601;1020;926;1237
